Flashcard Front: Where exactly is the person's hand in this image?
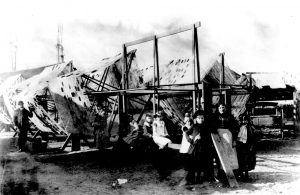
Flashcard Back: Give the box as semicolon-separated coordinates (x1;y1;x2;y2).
110;135;119;143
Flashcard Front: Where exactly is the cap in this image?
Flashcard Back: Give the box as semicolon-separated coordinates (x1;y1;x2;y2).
17;100;24;105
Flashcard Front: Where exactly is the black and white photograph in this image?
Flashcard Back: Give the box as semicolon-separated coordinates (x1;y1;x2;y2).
0;0;299;194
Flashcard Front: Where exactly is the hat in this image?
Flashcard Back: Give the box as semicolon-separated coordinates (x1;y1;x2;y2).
17;100;24;105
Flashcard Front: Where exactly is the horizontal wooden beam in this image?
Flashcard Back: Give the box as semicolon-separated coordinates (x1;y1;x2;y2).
86;89;194;96
246;72;278;75
125;22;201;47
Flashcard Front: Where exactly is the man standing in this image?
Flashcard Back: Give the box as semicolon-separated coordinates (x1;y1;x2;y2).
13;101;33;152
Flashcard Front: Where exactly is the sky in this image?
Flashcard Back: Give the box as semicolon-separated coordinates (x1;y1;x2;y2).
0;0;299;75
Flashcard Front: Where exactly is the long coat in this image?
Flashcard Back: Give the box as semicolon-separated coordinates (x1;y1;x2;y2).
13;108;33;132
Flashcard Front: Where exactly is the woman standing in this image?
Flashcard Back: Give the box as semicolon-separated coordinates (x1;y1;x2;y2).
213;103;239;181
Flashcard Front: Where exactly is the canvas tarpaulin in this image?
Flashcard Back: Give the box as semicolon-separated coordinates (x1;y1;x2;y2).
1;63;73;134
48;73;93;135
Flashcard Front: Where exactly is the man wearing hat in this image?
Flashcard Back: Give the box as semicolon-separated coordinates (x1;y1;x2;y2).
13;100;34;152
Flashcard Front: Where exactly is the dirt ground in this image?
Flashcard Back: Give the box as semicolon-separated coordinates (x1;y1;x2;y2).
0;132;299;195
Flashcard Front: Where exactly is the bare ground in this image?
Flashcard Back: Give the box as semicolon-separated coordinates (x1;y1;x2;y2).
0;132;299;195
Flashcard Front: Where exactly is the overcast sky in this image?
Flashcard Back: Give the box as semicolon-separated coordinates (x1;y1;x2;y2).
0;0;299;74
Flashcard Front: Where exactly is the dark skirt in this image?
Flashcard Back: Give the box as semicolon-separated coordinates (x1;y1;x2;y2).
236;142;256;171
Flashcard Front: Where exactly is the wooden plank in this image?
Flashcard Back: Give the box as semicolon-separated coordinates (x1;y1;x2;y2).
60;133;72;151
125;22;201;47
157;21;201;39
136;95;152;123
211;133;239;188
32;130;41;139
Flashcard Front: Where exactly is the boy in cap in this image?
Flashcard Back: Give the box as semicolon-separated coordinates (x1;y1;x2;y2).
13;100;34;152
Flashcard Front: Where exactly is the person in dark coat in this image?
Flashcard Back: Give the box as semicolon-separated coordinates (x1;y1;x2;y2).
185;110;212;184
13;101;34;152
194;110;215;182
236;114;256;180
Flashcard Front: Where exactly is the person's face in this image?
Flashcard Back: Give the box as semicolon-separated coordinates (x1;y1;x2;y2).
196;115;204;124
146;116;152;123
218;105;226;114
18;103;24;109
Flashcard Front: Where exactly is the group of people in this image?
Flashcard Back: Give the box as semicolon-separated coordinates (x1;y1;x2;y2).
13;99;256;185
109;112;172;152
108;102;256;185
179;103;256;185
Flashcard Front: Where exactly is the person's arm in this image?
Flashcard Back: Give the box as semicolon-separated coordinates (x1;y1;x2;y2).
185;133;193;144
13;110;18;128
185;126;194;143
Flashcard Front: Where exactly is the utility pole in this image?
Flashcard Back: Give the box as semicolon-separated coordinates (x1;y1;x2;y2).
10;40;17;71
56;24;64;63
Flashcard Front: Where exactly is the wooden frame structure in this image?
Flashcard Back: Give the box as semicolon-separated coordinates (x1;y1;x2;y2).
86;22;207;125
85;22;258;187
121;22;202;115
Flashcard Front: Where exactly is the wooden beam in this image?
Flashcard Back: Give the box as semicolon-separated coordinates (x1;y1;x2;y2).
153;36;157;115
154;36;160;112
60;133;72;151
202;83;212;117
108;96;118;133
225;90;231;112
137;95;152;123
211;133;239;188
71;134;81;151
32;130;41;139
124;22;201;47
122;44;128;114
220;52;225;89
192;25;197;113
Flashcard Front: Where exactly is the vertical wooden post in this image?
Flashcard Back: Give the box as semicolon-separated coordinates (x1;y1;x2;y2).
122;44;128;114
194;25;201;110
192;25;197;114
155;36;160;112
220;52;225;89
281;107;284;139
202;83;212;118
119;44;127;129
71;134;81;151
194;26;201;84
153;36;160;114
153;36;157;115
225;90;231;113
